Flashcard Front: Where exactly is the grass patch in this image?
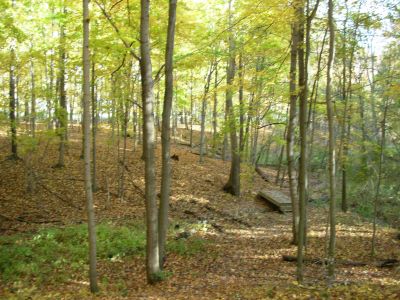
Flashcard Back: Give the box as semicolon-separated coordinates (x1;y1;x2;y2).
167;237;206;256
0;221;207;284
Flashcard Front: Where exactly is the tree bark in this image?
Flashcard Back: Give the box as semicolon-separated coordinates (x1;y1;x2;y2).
30;55;36;138
91;60;98;191
326;0;337;282
189;71;194;148
199;62;214;163
238;52;245;153
159;0;177;268
212;64;218;152
296;0;308;283
140;0;160;283
9;47;18;159
223;0;240;196
57;12;67;168
83;0;98;293
287;23;299;245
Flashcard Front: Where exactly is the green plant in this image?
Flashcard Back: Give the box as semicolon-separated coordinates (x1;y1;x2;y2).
167;236;206;256
0;223;146;283
0;221;208;285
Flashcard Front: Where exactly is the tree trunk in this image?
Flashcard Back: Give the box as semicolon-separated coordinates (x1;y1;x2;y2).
287;23;299;245
296;0;308;283
91;61;98;191
30;56;36;138
199;62;214;163
9;48;18;159
83;0;98;293
57;14;67;168
159;0;177;268
140;0;160;283
371;99;388;256
223;0;240;196
326;0;336;282
189;71;194;148
212;64;218;152
238;52;245;154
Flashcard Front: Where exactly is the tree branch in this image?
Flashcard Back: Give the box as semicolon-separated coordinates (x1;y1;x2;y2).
257;122;286;130
94;0;141;61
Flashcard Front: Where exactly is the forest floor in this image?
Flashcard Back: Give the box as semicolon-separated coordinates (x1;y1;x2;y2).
0;126;399;299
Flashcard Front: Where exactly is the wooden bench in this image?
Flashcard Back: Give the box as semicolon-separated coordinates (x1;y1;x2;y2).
258;189;292;213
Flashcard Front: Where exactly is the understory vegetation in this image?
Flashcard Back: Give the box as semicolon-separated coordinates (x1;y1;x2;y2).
0;221;207;284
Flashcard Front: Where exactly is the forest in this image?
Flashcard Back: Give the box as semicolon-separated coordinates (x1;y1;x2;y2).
0;0;399;298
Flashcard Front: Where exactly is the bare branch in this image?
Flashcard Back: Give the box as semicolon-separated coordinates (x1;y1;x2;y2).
257;122;286;130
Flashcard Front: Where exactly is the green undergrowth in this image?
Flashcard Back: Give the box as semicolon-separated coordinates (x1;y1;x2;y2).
0;221;207;285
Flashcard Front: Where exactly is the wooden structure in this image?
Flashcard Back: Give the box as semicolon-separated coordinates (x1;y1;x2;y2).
258;189;292;213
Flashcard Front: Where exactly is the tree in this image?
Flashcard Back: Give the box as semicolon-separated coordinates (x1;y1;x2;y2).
140;0;160;283
296;0;308;283
8;0;18;160
159;0;178;268
56;6;67;168
223;0;240;196
82;0;98;293
326;0;337;282
287;21;299;245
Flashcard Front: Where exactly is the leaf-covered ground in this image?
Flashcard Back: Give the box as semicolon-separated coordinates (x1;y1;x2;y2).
0;127;399;299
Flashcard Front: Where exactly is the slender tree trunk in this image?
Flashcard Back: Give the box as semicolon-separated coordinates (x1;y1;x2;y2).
83;0;98;292
49;47;55;130
159;0;177;268
358;92;368;171
296;0;307;283
223;0;240;196
368;54;378;137
140;0;160;283
119;100;129;199
111;76;117;141
238;52;245;153
307;29;327;168
199;63;214;163
212;64;218;152
57;14;67;168
91;61;98;191
326;0;336;282
371;99;388;256
251;122;260;165
340;20;359;213
9;48;18;159
222;111;229;161
15;73;20;124
133;100;138;151
287;23;299;245
189;71;194;148
199;94;207;162
30;56;36;138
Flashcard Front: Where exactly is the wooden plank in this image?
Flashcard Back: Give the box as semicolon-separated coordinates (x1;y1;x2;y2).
258;189;292;213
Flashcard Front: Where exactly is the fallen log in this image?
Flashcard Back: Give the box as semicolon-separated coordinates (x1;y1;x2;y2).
255;166;271;182
282;255;399;268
